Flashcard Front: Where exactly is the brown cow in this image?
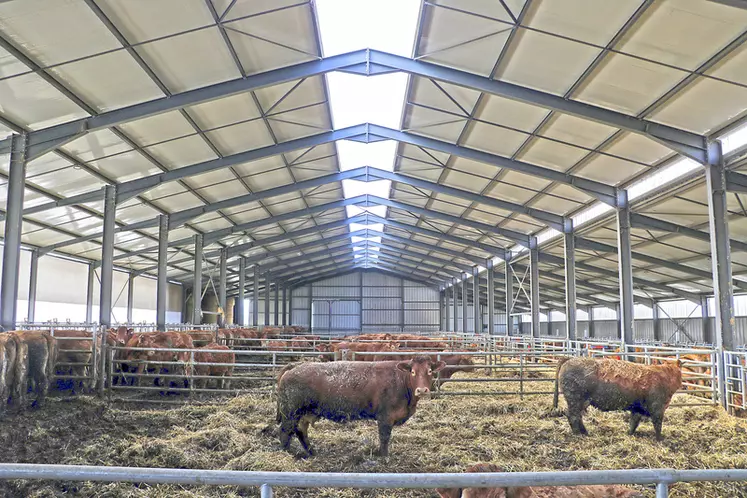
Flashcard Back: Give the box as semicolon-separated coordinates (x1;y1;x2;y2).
12;330;56;408
126;332;194;387
553;357;681;440
194;343;235;389
276;355;445;456
53;329;93;393
0;333;20;411
437;464;643;498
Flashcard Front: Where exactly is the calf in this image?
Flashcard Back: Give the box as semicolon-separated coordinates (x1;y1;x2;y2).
194;343;235;389
53;329;93;393
276;355;445;456
437;464;643;498
553;357;681;440
0;333;20;411
12;330;56;408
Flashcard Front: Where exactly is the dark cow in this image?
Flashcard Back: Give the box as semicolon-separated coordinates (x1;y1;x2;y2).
437;464;643;498
553;357;682;440
53;329;93;393
0;333;20;411
194;343;235;389
276;355;445;456
12;330;56;408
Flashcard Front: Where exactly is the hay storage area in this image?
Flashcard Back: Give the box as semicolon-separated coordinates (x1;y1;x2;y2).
1;372;747;497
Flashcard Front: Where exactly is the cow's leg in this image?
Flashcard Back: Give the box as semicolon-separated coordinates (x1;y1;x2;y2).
376;422;393;457
279;416;298;451
296;416;314;456
628;412;643;435
651;412;664;441
565;398;587;435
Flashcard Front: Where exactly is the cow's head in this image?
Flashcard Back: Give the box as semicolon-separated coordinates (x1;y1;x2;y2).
397;355;445;398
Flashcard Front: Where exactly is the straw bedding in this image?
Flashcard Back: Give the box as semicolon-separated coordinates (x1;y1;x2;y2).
0;372;746;497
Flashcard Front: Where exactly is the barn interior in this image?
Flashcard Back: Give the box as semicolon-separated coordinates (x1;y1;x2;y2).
2;0;747;496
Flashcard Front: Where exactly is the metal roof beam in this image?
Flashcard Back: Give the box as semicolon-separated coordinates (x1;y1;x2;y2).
366;50;707;162
373;230;487;266
630;212;747;253
368;125;618;206
368;168;567;232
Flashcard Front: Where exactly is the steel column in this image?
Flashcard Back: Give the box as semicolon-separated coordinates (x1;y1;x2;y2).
701;296;712;344
652;301;661;342
219;248;227;326
156;215;168;331
86;263;95;323
98;185;116;328
0;134;27;330
27;250;39;323
616;190;635;350
264;273;270;327
127;272;134;323
237;257;246;326
505;257;513;336
460;275;467;333
400;278;406;332
706;141;735;352
444;287;450;332
308;283;313;331
452;278;458;332
530;239;540;340
588;307;595;339
274;282;279;326
486;260;495;335
192;234;203;324
253;264;260;327
564;229;577;342
472;267;480;333
282;286;287;326
289;287;294;326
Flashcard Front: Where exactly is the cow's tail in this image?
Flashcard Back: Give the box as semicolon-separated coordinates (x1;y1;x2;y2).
553;356;572;410
275;363;297;423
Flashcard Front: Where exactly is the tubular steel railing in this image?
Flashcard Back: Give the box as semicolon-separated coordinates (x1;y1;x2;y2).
1;464;747;496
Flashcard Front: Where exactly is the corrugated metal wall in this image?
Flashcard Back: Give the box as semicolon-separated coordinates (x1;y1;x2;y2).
288;271;439;334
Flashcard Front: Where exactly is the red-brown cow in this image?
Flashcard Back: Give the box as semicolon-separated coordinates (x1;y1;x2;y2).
554;357;682;440
0;333;20;411
52;329;93;393
437;464;643;498
276;355;445;456
12;330;56;408
126;332;194;387
194;343;235;389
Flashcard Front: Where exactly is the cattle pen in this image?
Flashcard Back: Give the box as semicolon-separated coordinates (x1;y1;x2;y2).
3;0;747;497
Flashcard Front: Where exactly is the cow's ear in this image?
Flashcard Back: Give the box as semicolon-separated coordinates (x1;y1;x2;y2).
676;359;682;368
432;361;446;373
397;361;412;373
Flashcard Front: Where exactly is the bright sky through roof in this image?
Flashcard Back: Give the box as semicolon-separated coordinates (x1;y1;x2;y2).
316;0;420;266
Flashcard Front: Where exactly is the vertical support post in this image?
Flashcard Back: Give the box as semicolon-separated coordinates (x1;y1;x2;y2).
218;248;227;326
156;215;168;331
564;225;577;342
192;234;203;324
706;140;733;409
438;288;444;331
487;260;495;335
237;257;246;326
530;238;540;340
253;264;260;327
652;301;661;342
461;274;468;334
282;286;287;326
505;257;513;336
616;189;635;352
289;287;294;326
99;185;116;328
701;296;712;344
400;278;405;332
127;271;134;323
27;249;39;323
0;134;27;331
588;306;595;339
445;285;451;332
308;283;313;331
473;267;480;334
452;278;458;333
86;263;95;323
264;273;271;327
274;281;280;326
